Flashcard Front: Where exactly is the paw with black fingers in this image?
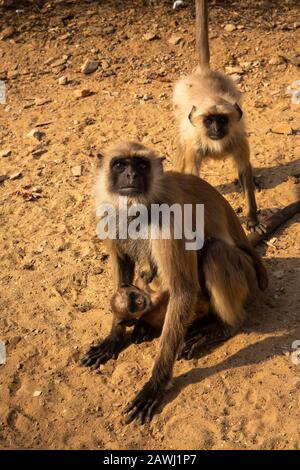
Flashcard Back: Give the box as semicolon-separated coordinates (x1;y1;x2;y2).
234;176;262;192
253;175;262;192
123;380;167;425
179;323;236;360
80;336;123;369
178;332;207;360
246;217;267;235
131;319;156;344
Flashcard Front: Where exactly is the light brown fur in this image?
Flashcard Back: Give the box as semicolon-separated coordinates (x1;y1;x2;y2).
173;0;259;230
111;276;211;334
111;278;169;331
82;141;268;424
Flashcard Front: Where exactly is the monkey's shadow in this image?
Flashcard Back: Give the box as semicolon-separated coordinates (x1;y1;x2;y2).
154;252;300;418
165;333;294;411
215;158;300;199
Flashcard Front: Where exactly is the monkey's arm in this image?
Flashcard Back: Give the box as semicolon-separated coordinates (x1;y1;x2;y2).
248;201;300;248
233;139;260;232
81;318;126;368
114;251;135;287
123;240;198;424
141;290;169;330
130;282;169;343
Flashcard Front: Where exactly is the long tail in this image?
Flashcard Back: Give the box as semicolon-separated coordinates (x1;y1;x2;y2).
196;0;210;68
248;200;300;247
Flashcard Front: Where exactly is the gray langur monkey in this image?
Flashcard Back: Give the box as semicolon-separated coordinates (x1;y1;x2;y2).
81;141;268;425
173;0;262;232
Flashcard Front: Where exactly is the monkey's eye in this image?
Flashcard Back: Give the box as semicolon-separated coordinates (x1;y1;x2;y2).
137;161;150;171
204;117;213;126
219;116;228;125
129;292;136;300
113;161;125;172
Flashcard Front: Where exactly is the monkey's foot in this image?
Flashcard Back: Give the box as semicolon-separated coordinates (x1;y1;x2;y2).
178;323;236;360
80;336;123;369
235;176;261;192
123;379;166;425
253;175;262;191
131;319;156;344
246;218;267;235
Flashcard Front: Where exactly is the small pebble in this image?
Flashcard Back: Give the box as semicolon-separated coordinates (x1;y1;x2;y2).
71;165;82;177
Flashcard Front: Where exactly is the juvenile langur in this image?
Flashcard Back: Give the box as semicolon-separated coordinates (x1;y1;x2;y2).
173;0;260;232
111;277;169;343
81;141;268;424
110;275;211;345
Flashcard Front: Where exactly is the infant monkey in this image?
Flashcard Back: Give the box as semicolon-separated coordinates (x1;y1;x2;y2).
111;277;169;343
111;275;212;344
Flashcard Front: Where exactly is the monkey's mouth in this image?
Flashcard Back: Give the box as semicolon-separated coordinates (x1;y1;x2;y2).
209;133;226;141
119;186;142;195
129;298;147;313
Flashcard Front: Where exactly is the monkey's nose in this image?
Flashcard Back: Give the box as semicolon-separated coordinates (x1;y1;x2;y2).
126;173;137;181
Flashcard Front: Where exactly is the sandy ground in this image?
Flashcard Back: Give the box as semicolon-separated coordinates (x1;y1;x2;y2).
0;0;300;450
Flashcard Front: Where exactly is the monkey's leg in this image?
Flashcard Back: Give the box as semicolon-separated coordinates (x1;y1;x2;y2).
114;252;135;287
176;140;201;176
179;320;239;360
180;240;256;360
184;311;217;339
131;319;157;344
236;242;268;291
233;140;264;233
123;241;198;424
253;175;262;191
238;163;259;232
124;290;197;424
173;139;186;173
184;148;202;177
81;319;126;369
234;175;261;192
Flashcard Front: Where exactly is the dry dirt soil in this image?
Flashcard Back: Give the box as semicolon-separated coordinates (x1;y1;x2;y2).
0;0;300;450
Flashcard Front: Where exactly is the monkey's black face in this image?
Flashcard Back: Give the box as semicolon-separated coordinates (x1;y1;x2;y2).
127;289;148;315
203;114;229;140
109;156;151;196
112;286;150;327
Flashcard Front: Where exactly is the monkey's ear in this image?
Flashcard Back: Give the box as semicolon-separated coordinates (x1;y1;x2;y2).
188;105;197;127
234;103;243;120
96;151;105;168
156;156;166;171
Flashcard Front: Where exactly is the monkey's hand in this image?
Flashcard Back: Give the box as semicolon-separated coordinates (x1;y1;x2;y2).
123;379;167;425
178;332;207;360
178;323;238;360
81;335;124;369
131;319;156;344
